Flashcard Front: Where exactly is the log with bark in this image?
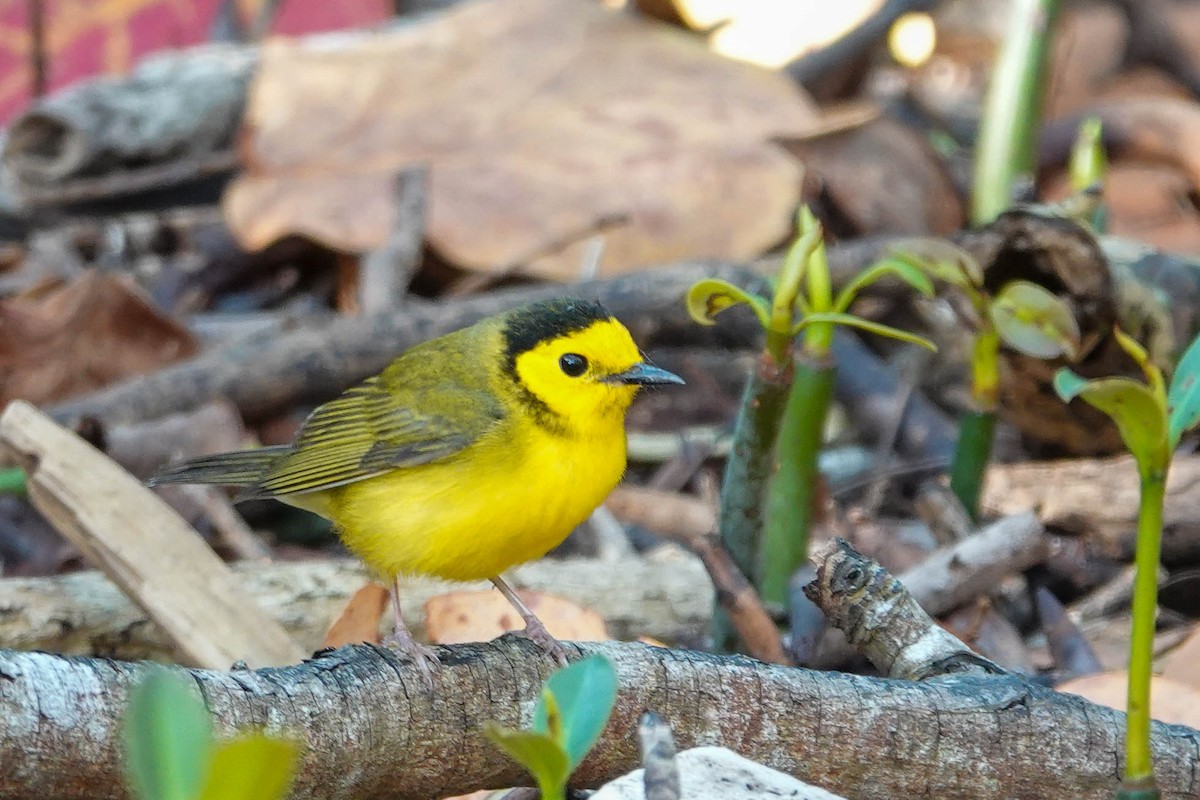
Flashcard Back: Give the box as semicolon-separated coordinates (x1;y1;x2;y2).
1;639;1197;800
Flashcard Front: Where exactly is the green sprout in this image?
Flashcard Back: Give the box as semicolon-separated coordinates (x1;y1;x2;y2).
888;239;1080;519
0;466;25;496
1055;329;1200;799
1069;116;1108;232
123;670;299;800
485;655;618;800
689;207;936;615
971;0;1061;224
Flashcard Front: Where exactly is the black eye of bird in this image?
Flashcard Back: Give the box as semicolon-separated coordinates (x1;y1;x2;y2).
559;353;588;377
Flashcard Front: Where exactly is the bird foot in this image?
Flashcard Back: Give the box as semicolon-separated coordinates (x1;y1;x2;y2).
514;617;570;666
382;629;439;690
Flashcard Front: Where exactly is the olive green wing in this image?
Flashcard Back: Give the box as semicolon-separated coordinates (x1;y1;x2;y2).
246;376;503;498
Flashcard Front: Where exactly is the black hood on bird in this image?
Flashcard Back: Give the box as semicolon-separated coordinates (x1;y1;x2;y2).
501;298;613;370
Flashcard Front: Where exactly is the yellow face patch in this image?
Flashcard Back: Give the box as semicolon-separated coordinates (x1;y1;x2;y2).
512;318;646;431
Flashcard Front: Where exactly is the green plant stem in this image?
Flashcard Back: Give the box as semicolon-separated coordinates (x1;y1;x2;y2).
970;0;1061;224
0;467;26;496
1123;468;1167;795
760;354;835;606
711;353;793;651
949;410;996;522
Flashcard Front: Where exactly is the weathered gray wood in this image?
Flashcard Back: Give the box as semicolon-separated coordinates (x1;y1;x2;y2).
3;45;255;189
0;641;1197;799
0;552;712;660
0;401;303;669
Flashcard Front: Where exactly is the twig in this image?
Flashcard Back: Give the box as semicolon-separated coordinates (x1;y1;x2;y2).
1035;585;1103;678
356;167;427;315
49;262;770;427
0;401;301;668
811;512;1051;668
806;538;1004;680
606;485;789;665
639;712;680;800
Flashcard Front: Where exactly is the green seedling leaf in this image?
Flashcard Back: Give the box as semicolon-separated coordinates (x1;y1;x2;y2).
197;734;300;800
1054;370;1167;470
1167;333;1200;445
990;280;1080;359
832;258;935;314
774;210;823;313
124;670;214;800
800;214;833;314
686;279;770;329
0;467;25;496
484;724;570;800
792;312;938;352
533;655;618;769
1070;116;1106;193
886;238;984;289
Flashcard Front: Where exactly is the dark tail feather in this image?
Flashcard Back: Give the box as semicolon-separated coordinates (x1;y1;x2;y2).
149;446;290;489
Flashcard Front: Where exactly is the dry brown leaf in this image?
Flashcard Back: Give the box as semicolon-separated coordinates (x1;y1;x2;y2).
0;270;197;408
1057;672;1200;728
321;581;390;649
225;0;822;279
424;588;609;645
783;116;964;236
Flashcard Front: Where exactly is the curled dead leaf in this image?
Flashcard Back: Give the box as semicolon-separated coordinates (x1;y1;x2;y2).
0;271;197;408
225;0;823;278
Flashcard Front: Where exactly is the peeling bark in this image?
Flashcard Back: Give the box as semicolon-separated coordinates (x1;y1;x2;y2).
0;641;1197;799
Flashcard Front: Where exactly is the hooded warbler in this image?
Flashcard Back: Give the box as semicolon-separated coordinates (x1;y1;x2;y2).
152;298;683;681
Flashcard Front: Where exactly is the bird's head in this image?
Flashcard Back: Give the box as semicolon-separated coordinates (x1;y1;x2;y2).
501;298;683;434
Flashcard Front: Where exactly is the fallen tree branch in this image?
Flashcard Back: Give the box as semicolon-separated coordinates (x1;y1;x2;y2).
606;485;789;665
0;551;711;659
49;262;770;426
0;640;1196;799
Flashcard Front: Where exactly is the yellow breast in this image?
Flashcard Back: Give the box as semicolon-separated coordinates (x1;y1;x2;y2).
318;414;627;582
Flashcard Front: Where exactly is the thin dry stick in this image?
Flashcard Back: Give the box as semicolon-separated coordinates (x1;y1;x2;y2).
0;401;302;668
606;485;790;665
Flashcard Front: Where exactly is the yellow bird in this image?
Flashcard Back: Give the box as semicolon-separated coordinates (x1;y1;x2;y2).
152;298;683;681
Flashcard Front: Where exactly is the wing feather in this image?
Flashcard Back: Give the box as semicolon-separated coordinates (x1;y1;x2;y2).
250;375;501;497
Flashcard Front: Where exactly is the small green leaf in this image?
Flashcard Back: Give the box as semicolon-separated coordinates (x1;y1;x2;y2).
1112;326;1167;400
774;210;823;313
833;258;935;314
533;655;618;769
792;312;938;352
1069;116;1106;193
685;279;770;329
484;724;570;800
196;735;300;800
124;670;214;800
1167;333;1200;445
1054;369;1168;470
0;467;25;496
886;238;984;289
1113;326;1151;370
990;280;1081;359
800;213;832;314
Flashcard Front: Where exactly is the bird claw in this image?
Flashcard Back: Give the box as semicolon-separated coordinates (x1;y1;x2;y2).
515;618;570;666
382;630;439;690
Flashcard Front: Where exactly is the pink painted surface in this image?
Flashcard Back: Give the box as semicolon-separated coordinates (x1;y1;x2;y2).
0;0;391;123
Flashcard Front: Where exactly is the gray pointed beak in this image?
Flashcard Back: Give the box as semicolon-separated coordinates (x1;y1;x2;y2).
604;362;685;386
